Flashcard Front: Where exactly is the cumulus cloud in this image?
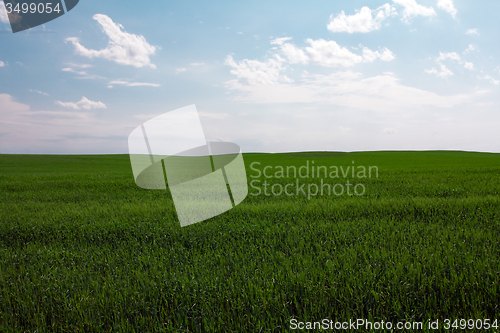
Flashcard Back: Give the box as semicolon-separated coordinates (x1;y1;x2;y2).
0;1;9;24
225;54;293;85
56;97;106;110
0;60;4;67
327;4;397;33
228;38;395;86
363;47;395;62
272;38;394;68
271;38;309;64
392;0;436;22
107;80;160;88
66;14;156;68
437;0;457;19
304;39;365;67
466;28;479;35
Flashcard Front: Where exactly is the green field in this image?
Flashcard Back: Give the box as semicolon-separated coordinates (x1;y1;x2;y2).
1;151;500;332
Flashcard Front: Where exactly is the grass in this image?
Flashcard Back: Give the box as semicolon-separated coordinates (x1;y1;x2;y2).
1;151;500;332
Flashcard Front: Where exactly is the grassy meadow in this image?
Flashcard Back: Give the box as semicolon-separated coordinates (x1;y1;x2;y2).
1;151;500;332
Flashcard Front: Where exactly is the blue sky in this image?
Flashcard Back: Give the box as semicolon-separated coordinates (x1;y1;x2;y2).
1;0;499;154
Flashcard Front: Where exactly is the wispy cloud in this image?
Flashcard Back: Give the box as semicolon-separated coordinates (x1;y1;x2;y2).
29;89;50;96
464;44;476;54
62;67;87;75
425;64;453;77
66;14;157;68
61;65;105;80
425;52;464;78
225;71;487;110
0;60;5;67
480;75;499;85
176;68;187;74
56;97;107;110
107;80;160;88
0;94;126;154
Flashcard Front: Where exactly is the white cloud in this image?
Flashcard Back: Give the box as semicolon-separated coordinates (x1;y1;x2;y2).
0;1;9;24
190;63;205;66
29;89;50;96
464;62;474;70
426;52;463;78
228;38;395;87
464;44;475;54
0;94;30;113
0;94;129;154
62;67;87;76
0;60;4;67
108;80;160;87
66;14;156;68
272;39;309;64
225;54;292;85
305;39;364;67
66;63;93;69
424;67;438;75
61;65;105;80
437;0;457;19
362;47;395;62
466;28;479;35
327;4;397;33
225;71;486;110
176;68;187;74
392;0;436;22
270;37;293;45
273;38;394;68
425;64;453;77
480;75;499;85
437;52;460;62
56;97;107;110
